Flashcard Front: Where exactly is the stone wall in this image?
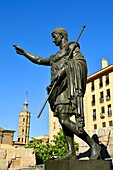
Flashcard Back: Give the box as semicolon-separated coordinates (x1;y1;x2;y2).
0;129;15;145
76;127;113;159
0;144;36;170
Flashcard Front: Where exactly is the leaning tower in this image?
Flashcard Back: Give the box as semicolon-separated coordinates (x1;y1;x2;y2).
18;94;30;144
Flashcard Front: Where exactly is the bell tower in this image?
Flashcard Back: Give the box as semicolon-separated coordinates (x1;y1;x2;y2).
18;93;30;144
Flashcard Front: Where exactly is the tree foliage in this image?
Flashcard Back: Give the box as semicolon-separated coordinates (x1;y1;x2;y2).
51;129;68;158
25;138;53;163
26;129;78;163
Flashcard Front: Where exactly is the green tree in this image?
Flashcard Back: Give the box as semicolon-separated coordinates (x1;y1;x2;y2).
52;129;79;158
26;137;53;163
26;129;78;163
51;129;68;158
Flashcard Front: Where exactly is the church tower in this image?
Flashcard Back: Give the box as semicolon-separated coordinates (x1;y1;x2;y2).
18;93;30;144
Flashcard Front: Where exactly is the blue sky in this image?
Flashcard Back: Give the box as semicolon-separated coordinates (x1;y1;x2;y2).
0;0;113;140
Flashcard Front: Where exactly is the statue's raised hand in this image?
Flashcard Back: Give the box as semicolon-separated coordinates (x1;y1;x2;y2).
13;45;25;55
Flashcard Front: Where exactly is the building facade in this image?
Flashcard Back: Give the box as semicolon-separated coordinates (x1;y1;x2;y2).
49;108;60;141
0;128;15;145
84;58;113;131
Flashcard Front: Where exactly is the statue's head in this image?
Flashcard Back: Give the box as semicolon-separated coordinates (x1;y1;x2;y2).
51;27;68;41
51;28;68;47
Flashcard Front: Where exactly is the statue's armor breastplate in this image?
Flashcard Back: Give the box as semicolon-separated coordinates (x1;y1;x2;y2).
50;48;68;82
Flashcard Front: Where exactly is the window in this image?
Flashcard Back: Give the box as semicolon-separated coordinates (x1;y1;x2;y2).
23;118;25;122
101;106;105;113
94;124;97;129
93;109;96;120
100;91;104;103
53;122;56;130
91;95;95;106
22;129;24;132
102;122;106;127
108;104;112;117
91;81;95;91
109;121;113;126
99;77;103;88
100;106;105;118
106;89;111;101
105;74;109;85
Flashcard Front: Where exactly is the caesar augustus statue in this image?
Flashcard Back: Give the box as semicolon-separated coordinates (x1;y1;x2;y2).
13;27;101;160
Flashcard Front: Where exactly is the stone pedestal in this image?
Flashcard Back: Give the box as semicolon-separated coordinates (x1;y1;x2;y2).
45;158;112;170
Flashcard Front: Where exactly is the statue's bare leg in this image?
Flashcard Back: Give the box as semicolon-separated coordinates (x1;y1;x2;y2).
58;113;101;159
56;125;76;160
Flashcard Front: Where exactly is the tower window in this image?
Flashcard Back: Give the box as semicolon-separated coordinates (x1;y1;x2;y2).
53;122;56;130
23;118;25;122
99;77;103;88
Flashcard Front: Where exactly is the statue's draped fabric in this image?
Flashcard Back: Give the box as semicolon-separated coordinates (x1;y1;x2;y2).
48;42;87;119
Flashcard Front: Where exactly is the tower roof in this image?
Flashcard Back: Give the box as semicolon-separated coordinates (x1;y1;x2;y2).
23;92;29;112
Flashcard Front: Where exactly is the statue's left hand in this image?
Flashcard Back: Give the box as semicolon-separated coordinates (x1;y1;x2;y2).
13;45;25;55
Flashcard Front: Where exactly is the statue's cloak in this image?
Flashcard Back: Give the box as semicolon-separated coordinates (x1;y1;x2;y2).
48;43;87;116
66;50;87;118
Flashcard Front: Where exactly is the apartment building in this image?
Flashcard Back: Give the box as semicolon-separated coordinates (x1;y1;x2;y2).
84;58;113;131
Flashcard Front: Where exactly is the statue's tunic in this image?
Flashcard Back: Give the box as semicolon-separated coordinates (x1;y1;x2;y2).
48;42;87;117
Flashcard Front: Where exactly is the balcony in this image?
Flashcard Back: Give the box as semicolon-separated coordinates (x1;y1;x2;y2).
100;98;104;103
108;110;112;117
106;96;110;101
100;112;105;119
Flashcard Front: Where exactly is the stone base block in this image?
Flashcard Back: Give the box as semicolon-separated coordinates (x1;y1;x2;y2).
0;148;7;159
0;159;11;170
45;158;112;170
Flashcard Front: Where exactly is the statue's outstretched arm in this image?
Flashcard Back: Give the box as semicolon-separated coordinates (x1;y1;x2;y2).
13;45;50;66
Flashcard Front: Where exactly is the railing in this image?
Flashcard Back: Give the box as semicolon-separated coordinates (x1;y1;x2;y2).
100;98;104;103
100;112;105;118
108;110;112;117
106;96;110;101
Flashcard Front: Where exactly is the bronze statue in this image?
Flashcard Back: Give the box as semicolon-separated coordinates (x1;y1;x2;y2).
13;26;101;160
